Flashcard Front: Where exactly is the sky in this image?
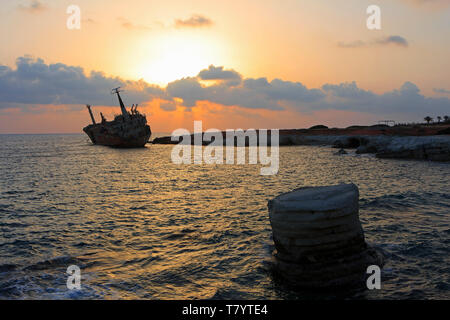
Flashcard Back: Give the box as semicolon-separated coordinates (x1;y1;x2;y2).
0;0;449;133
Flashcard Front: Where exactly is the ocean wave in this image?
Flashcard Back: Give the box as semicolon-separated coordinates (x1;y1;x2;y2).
360;190;450;210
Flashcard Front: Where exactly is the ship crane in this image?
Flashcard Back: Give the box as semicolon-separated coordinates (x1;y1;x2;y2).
111;87;130;120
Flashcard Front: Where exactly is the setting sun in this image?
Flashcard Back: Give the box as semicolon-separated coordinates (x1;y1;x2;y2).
136;32;226;85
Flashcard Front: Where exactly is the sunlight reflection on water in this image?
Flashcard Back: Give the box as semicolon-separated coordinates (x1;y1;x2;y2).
0;134;449;299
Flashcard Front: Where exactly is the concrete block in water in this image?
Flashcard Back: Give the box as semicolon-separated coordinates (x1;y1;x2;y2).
268;183;384;288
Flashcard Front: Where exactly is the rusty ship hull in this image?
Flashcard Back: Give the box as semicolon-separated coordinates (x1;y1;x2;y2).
83;122;151;148
83;88;152;148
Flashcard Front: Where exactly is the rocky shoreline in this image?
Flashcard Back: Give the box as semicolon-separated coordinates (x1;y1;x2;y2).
151;126;450;162
282;134;450;161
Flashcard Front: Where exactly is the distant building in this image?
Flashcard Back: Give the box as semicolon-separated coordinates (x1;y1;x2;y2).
378;120;395;126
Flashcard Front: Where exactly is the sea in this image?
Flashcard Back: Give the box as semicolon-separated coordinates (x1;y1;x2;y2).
0;133;449;299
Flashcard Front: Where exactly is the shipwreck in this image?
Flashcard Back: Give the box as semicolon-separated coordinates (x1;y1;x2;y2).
83;87;152;148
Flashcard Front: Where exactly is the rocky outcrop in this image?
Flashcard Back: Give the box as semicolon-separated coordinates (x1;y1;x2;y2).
268;184;384;288
151;136;179;144
375;136;450;161
332;136;363;149
355;136;392;154
152;131;450;161
287;134;450;161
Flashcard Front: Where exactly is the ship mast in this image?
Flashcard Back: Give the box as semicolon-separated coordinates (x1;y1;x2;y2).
86;105;96;125
111;87;130;120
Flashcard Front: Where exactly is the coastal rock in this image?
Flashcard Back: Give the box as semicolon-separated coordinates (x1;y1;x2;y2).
334;148;348;155
375;136;450;161
355;136;388;154
152;136;178;144
332;137;362;149
268;183;384;288
151;129;450;162
356;144;378;154
279;135;295;146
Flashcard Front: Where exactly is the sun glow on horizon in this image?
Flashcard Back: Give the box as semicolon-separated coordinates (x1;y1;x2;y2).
136;33;227;86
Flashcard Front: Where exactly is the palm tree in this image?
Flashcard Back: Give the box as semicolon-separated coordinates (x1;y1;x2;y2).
444;115;449;123
424;116;433;124
437;116;442;123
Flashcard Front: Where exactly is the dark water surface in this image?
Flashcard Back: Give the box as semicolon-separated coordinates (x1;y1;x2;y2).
0;134;449;299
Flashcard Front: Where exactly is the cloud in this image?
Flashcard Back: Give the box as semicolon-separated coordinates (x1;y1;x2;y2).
175;14;213;28
165;74;325;110
434;88;450;94
198;65;241;81
337;40;367;48
375;35;409;47
338;35;409;48
0;56;163;108
320;81;449;114
159;101;177;111
117;17;151;31
166;77;205;107
18;0;47;13
1;57;449;118
165;73;449;115
197;65;242;86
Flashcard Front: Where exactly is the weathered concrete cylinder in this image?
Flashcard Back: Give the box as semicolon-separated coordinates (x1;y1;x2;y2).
268;183;384;288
